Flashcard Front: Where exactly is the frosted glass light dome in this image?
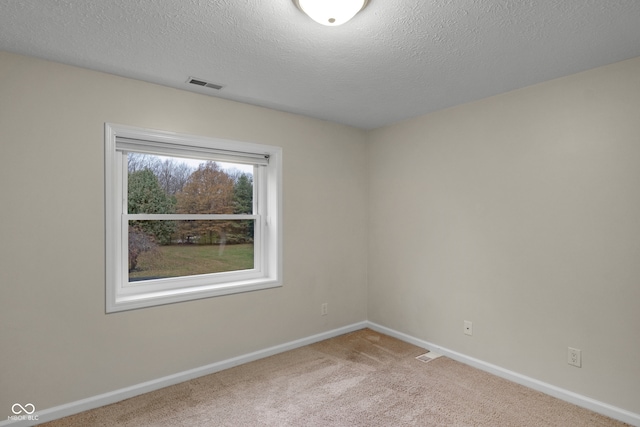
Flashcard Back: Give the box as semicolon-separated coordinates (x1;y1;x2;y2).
293;0;369;26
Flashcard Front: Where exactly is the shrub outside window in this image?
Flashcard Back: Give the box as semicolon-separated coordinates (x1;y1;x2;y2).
105;123;282;313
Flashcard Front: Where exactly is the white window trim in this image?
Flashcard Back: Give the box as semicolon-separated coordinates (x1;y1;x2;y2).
105;123;282;313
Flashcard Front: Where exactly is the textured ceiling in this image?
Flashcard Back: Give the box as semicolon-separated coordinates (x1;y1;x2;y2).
2;0;640;130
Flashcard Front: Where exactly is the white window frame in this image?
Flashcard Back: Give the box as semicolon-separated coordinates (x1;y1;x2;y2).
105;123;282;313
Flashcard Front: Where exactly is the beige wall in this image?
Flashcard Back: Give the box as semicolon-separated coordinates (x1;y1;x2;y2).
0;51;368;410
368;56;640;413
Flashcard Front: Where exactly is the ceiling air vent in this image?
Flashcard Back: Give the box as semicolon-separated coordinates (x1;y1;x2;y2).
187;77;223;90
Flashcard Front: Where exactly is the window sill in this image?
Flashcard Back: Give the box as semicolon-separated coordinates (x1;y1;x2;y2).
107;278;282;313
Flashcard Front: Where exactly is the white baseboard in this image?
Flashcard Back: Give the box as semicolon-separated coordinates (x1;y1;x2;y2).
3;320;638;427
365;321;640;427
1;322;367;427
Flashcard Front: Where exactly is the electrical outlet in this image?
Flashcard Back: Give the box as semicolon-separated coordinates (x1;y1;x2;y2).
321;303;328;316
568;347;581;367
464;320;473;336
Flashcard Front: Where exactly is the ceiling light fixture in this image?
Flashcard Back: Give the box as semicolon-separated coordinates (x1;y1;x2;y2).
293;0;369;26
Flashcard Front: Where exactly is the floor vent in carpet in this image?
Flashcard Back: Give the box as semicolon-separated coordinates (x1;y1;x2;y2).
416;351;443;363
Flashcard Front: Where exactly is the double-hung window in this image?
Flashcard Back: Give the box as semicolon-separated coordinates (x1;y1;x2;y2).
105;123;282;312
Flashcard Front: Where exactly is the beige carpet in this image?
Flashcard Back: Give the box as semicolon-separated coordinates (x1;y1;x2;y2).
41;329;627;426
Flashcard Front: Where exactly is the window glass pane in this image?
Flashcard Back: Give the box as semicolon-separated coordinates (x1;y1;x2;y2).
128;220;255;282
127;153;254;215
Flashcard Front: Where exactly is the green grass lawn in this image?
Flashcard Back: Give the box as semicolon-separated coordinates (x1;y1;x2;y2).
129;243;254;281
